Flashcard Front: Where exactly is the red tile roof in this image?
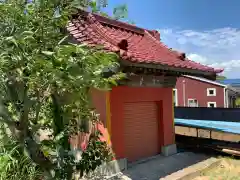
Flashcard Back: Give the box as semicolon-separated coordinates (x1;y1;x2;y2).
67;11;223;75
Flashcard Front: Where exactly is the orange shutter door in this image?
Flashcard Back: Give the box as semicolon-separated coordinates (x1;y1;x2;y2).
124;102;159;162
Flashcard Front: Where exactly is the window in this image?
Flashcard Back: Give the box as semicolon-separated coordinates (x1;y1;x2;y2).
173;89;178;106
207;102;217;108
207;88;216;96
188;99;198;107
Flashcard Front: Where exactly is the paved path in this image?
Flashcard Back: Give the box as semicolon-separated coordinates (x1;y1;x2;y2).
118;152;210;180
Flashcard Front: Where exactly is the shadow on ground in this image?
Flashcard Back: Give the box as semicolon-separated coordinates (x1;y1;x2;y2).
121;152;211;180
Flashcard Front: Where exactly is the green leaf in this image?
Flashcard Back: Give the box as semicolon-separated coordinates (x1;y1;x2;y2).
89;1;99;13
21;31;34;36
109;78;117;86
113;4;128;20
58;35;69;45
42;51;55;56
41;140;54;147
54;131;65;142
5;36;18;47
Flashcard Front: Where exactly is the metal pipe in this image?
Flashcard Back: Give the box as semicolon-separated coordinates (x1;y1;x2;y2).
183;80;186;107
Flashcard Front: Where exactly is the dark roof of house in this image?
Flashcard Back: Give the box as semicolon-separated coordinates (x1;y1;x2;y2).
67;10;223;76
183;76;240;94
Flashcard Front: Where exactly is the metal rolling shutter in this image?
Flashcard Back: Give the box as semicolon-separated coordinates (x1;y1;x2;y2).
124;102;159;162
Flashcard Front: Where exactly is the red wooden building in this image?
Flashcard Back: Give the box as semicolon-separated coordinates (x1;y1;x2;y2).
67;10;222;169
174;75;239;108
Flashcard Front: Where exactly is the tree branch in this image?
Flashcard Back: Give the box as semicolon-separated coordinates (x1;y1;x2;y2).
0;97;16;127
0;114;15;126
51;91;64;136
33;90;41;125
19;84;31;139
24;135;53;170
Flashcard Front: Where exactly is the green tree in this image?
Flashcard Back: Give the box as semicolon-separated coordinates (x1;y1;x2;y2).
216;75;227;81
235;97;240;107
0;0;125;179
88;1;132;23
113;4;135;24
113;4;128;20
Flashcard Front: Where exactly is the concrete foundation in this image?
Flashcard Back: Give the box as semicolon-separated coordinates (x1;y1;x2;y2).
161;144;177;156
95;158;127;177
81;144;178;179
79;158;127;179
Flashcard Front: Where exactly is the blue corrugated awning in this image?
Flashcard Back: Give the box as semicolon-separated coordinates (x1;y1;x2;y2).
175;118;240;134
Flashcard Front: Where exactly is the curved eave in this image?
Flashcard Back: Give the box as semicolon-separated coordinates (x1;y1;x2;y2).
121;60;219;80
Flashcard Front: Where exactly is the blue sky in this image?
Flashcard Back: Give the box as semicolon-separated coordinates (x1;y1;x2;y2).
105;0;240;78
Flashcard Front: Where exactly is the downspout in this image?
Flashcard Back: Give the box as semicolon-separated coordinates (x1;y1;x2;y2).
223;87;226;108
226;88;229;108
183;80;186;107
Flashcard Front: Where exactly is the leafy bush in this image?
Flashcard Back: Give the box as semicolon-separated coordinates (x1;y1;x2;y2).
76;131;114;177
0;125;42;180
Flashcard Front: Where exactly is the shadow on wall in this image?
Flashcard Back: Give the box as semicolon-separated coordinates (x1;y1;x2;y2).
69;122;112;152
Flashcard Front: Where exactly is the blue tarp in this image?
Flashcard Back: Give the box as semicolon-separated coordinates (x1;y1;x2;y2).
175;118;240;134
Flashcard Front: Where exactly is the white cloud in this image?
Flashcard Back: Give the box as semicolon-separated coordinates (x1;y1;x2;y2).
158;28;240;78
211;60;240;72
187;53;208;64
